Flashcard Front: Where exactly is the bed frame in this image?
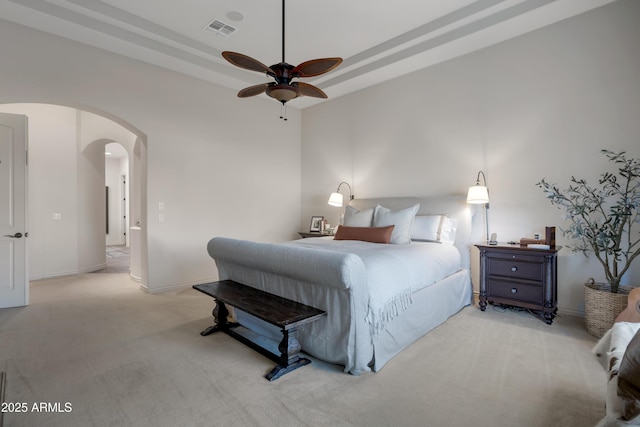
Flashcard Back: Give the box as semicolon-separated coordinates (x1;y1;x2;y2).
208;195;480;374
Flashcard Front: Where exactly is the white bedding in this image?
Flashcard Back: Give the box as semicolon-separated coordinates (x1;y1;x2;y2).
207;195;478;374
285;237;461;333
286;237;461;292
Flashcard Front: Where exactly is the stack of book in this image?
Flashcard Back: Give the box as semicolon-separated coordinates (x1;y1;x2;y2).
520;226;556;249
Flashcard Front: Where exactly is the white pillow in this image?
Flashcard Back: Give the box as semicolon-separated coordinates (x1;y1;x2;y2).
373;204;420;244
440;217;457;245
411;215;445;242
344;205;375;227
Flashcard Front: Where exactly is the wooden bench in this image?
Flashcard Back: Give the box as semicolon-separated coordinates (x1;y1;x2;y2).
193;280;326;381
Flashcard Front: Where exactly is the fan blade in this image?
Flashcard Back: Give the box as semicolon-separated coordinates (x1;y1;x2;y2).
292;82;327;98
222;51;275;75
238;83;271;98
292;58;343;77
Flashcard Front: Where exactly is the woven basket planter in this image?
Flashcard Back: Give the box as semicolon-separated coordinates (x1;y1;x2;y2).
584;279;632;338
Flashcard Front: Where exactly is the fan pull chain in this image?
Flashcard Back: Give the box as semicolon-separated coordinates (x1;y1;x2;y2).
280;103;287;121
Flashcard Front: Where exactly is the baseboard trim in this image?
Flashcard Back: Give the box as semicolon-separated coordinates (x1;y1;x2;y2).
557;306;585;318
472;292;585;318
30;263;107;281
140;278;219;294
77;264;108;274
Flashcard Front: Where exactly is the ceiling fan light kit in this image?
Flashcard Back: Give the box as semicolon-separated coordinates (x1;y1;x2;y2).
266;85;297;103
222;0;342;120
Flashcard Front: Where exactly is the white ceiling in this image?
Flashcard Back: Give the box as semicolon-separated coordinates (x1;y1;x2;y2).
0;0;618;109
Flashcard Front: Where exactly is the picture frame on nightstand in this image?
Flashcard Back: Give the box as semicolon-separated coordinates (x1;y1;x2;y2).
310;216;324;232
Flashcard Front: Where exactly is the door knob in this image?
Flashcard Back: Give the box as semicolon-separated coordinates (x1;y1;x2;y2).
3;232;22;238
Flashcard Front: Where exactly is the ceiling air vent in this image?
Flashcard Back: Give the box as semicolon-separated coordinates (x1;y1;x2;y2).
205;19;237;39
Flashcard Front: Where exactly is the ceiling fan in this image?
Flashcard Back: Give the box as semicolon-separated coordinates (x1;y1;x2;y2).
222;0;342;120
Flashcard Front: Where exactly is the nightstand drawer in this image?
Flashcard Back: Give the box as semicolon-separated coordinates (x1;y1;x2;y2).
487;258;544;282
487;279;543;304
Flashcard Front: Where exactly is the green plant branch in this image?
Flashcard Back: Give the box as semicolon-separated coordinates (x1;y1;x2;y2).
538;149;640;293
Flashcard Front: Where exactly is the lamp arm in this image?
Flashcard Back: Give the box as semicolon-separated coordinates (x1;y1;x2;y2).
476;171;487;186
336;181;354;201
475;171;489;210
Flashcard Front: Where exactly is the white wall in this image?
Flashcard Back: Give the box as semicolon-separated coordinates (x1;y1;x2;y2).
301;0;640;315
0;19;302;292
0;104;81;278
77;132;106;273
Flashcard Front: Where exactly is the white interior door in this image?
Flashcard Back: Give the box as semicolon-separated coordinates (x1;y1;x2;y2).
0;112;28;308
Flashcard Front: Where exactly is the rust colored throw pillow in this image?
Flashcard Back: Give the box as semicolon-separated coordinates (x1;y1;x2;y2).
619;328;640;421
334;225;394;244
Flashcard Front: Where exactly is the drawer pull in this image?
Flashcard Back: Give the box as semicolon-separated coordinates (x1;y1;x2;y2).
510;266;518;272
511;288;518;294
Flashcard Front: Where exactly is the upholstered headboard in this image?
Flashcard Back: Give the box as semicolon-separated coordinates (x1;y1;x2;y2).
348;195;481;269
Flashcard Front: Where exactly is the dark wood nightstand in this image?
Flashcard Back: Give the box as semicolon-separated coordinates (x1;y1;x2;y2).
476;243;561;324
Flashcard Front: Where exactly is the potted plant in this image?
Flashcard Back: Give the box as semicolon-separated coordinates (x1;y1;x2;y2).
537;149;640;337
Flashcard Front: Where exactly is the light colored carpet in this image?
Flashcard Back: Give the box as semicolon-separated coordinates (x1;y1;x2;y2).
0;273;606;427
92;246;130;274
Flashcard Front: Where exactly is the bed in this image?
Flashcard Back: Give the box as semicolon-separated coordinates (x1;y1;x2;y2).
207;195;480;375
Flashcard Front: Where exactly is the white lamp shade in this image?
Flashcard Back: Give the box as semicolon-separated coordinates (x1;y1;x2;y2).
328;192;344;207
466;185;490;204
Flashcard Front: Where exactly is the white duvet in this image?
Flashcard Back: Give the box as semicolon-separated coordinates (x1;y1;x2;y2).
285;237;461;333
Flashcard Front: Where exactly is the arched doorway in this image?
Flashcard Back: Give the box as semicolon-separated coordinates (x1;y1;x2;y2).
0;103;148;290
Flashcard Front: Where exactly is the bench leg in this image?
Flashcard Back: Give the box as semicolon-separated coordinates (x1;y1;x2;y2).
266;358;311;381
200;301;238;336
265;327;311;381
